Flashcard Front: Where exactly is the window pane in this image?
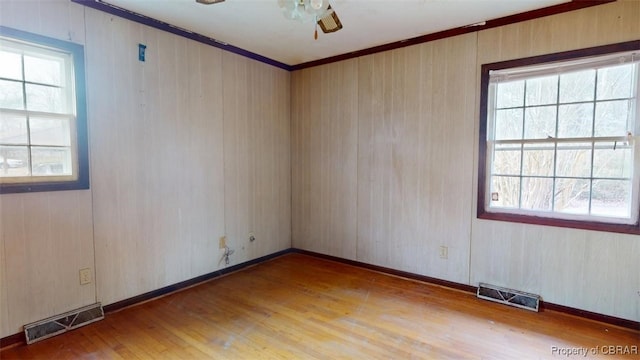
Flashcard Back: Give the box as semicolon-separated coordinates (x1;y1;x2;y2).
556;142;591;178
496;80;524;108
521;177;553;211
526;75;558;106
596;64;634;101
31;146;72;176
492;144;521;176
0;79;24;110
484;47;639;228
559;69;595;103
591;179;631;218
29;117;71;146
593;142;633;179
0;51;23;80
494;108;522;140
0;113;28;145
594;100;630;137
554;178;590;215
524;106;556;139
25;83;65;113
490;176;520;208
0;28;86;193
522;143;554;176
0;145;29;177
24;55;63;86
557;103;593;138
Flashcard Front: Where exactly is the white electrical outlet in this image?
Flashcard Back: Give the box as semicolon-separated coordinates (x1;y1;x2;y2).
79;268;92;285
219;236;227;249
439;246;448;259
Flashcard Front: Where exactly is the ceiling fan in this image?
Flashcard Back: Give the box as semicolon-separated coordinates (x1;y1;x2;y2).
196;0;343;39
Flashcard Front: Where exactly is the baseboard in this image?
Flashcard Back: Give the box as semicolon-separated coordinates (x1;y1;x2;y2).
103;248;294;313
0;333;24;351
291;248;477;293
540;302;640;331
0;248;294;350
3;246;637;350
292;248;640;331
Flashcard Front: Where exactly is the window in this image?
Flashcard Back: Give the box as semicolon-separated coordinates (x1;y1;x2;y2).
478;41;640;234
0;26;88;193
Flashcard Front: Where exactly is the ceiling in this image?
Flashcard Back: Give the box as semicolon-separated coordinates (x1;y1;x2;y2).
97;0;570;66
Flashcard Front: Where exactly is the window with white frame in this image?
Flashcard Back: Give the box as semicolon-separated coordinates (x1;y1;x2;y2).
0;27;88;193
478;42;640;232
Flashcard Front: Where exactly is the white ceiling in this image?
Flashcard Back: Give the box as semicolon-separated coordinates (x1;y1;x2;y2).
100;0;570;66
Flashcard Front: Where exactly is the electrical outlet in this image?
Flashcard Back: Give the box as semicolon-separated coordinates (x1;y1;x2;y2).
219;236;227;249
79;268;92;285
439;246;448;259
249;232;256;242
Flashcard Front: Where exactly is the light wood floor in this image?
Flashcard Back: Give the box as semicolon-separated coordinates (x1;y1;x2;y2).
2;253;638;359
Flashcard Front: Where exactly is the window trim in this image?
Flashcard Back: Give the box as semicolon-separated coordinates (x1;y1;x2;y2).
478;40;640;235
0;26;89;194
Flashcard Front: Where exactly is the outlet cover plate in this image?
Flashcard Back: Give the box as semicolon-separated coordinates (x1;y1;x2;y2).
79;268;92;285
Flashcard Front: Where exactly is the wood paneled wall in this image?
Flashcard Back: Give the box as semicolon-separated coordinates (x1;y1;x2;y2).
470;0;640;323
293;35;476;283
223;52;291;263
291;59;359;259
86;11;229;304
0;192;95;339
0;0;94;338
88;10;291;306
0;0;291;337
0;214;6;337
356;36;476;282
291;0;640;321
1;0;638;340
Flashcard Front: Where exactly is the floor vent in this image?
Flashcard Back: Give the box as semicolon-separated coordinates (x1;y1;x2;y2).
24;303;104;344
477;283;540;312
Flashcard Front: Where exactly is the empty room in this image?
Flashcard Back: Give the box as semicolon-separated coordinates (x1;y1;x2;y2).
0;0;638;358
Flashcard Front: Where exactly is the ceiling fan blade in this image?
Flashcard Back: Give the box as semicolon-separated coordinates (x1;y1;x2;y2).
196;0;225;4
317;5;343;34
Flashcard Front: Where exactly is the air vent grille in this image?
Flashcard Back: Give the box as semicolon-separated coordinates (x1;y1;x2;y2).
24;303;104;344
477;283;540;312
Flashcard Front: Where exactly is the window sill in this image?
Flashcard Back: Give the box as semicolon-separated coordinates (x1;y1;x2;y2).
477;208;640;235
0;178;89;194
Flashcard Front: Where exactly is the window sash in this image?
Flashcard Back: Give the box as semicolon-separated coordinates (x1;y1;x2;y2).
484;52;640;225
0;110;78;184
489;51;640;84
0;36;77;184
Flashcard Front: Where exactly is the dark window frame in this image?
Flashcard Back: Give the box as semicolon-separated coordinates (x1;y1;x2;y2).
477;40;640;235
0;26;89;194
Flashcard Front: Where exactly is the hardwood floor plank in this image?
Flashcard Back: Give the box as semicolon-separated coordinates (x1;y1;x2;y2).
2;253;638;359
